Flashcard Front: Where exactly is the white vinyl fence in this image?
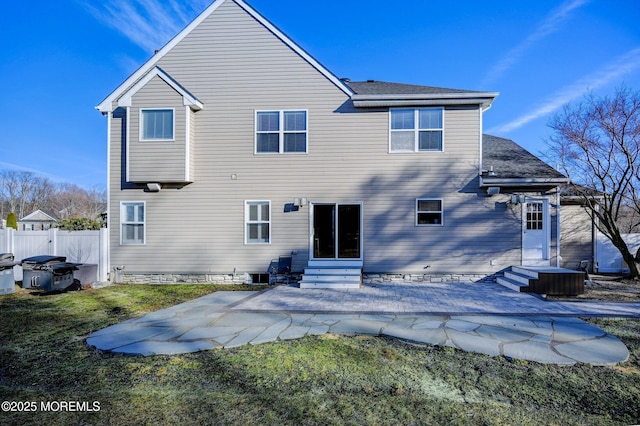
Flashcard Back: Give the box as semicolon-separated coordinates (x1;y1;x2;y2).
0;228;108;283
596;232;640;273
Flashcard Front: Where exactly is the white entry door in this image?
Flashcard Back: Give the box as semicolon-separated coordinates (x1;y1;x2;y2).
522;199;550;266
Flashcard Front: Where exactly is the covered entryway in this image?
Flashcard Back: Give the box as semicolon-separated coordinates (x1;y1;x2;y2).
301;203;363;289
522;199;550;266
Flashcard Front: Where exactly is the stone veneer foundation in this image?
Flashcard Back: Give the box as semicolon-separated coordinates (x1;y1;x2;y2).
116;272;496;285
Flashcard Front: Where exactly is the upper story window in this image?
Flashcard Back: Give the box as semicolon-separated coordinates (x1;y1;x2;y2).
256;110;307;153
121;201;145;244
416;199;443;226
141;109;174;141
390;108;443;152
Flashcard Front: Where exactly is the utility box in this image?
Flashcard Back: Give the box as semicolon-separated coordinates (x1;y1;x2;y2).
0;253;17;295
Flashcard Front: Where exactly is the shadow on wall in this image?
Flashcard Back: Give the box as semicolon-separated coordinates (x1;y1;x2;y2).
358;167;521;273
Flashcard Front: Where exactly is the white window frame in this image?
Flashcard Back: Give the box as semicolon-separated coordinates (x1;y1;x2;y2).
389;107;444;153
140;108;175;141
120;201;146;245
245;200;271;244
415;198;444;226
255;110;308;154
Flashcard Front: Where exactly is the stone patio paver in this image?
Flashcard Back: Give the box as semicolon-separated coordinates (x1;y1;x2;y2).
86;282;640;365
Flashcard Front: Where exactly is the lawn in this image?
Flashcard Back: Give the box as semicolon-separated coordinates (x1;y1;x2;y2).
1;284;639;425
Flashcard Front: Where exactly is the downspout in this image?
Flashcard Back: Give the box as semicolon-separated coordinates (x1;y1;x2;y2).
556;189;561;267
106;111;112;282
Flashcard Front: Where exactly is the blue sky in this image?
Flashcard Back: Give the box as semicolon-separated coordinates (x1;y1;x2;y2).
2;0;639;189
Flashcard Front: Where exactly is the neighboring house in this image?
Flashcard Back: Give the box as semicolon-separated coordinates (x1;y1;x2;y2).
96;0;568;285
18;210;58;231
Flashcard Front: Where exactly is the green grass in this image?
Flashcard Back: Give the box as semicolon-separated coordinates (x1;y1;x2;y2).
1;285;639;425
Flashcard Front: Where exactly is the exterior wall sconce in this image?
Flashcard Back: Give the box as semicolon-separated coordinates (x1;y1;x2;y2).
293;197;308;207
146;183;162;192
510;194;526;204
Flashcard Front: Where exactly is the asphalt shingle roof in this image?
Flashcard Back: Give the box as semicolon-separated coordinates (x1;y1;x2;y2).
482;134;566;180
346;80;483;96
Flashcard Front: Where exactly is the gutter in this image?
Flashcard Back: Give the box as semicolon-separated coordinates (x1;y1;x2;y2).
479;176;570;187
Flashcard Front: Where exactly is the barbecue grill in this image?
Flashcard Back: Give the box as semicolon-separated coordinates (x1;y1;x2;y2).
21;255;82;292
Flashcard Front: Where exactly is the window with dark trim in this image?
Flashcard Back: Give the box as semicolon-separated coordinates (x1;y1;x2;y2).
416;199;443;226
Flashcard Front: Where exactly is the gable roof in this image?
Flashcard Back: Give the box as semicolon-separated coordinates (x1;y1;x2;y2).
19;209;58;222
481;134;568;187
96;0;352;113
347;80;498;109
118;67;203;111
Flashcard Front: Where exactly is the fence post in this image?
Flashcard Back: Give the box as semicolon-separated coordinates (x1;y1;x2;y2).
48;228;58;255
2;228;15;254
99;227;109;282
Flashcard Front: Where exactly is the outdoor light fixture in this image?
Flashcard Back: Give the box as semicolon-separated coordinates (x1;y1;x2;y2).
510;194;526;204
293;197;308;207
146;183;162;192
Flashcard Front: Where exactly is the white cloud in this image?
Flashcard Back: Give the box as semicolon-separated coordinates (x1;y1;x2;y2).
80;0;211;53
487;47;640;134
482;0;589;86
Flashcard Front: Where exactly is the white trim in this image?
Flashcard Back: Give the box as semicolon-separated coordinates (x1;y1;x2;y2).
117;67;203;111
255;109;308;154
184;105;191;182
244;200;271;245
120;201;146;245
106;112;112;274
309;202;364;261
521;198;551;266
96;0;351;113
125;107;131;182
389;107;444;153
415;198;444;226
478;107;483;177
139;108;176;142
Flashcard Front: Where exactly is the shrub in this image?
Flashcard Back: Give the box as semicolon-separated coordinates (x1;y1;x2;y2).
55;217;104;230
6;212;17;230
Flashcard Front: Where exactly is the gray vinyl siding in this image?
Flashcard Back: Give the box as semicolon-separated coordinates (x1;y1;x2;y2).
560;204;593;269
107;0;536;276
128;76;189;183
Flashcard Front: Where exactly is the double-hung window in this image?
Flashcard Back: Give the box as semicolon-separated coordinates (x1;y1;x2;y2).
245;201;271;244
121;202;145;244
256;110;307;153
416;199;443;226
141;109;174;141
390;108;443;152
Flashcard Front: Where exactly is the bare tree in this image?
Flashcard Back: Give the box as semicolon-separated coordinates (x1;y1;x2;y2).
0;170;106;226
548;86;640;279
53;183;106;221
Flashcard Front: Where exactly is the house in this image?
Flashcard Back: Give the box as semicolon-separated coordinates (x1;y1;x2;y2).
96;0;568;286
18;210;58;231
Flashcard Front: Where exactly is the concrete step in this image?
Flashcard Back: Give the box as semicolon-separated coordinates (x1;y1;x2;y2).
496;276;529;292
300;274;361;283
304;268;361;276
511;266;540;279
504;270;532;286
307;260;363;268
299;281;361;289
